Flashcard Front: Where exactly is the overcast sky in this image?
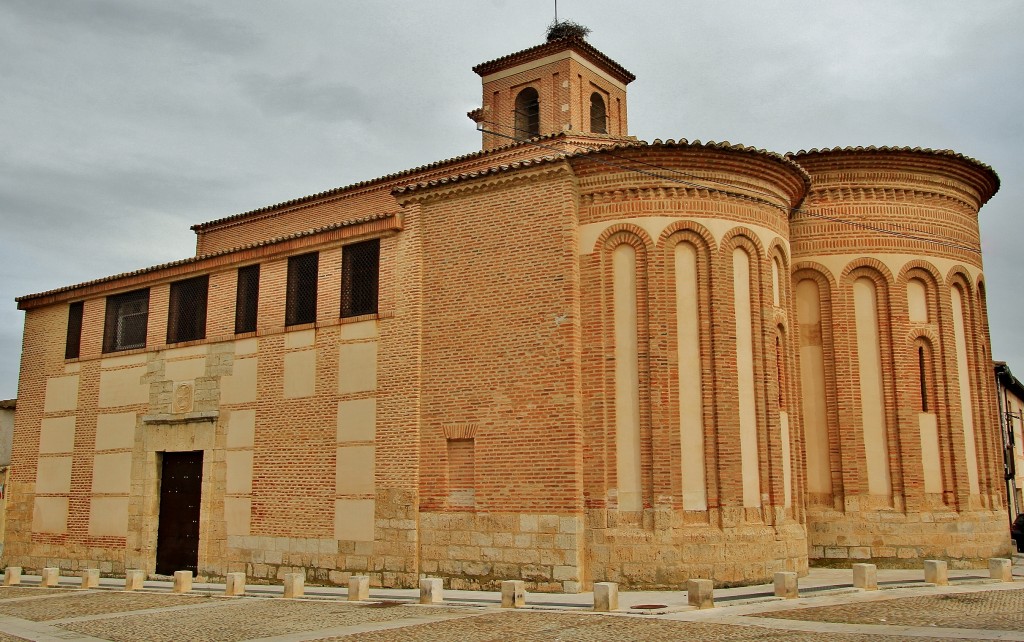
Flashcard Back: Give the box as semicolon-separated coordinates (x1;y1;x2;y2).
1;0;1022;400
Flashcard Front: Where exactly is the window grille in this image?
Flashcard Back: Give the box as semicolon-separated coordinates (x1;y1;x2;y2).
286;252;319;326
341;239;380;318
590;92;607;134
65;301;84;359
103;289;149;353
514;87;540;138
167;275;209;344
235;264;260;334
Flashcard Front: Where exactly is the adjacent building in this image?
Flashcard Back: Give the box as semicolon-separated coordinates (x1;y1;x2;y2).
5;32;1010;591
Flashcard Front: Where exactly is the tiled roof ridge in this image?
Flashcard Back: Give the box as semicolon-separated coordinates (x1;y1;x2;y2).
788;145;999;184
471;35;636;83
191;132;578;232
395;137;811;195
18;213;394;303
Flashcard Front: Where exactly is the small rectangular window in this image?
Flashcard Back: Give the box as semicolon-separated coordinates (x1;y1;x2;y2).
167;275;209;344
65;301;84;360
286;252;319;326
235;264;260;334
103;289;149;353
341;239;380;318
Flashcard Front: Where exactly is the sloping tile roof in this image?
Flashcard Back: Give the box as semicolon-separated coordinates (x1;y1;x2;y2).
472;35;635;84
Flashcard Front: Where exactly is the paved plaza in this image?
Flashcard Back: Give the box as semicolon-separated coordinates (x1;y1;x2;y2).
3;563;1024;640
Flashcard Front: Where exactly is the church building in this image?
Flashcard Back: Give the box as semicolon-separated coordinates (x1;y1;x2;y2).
7;30;1009;591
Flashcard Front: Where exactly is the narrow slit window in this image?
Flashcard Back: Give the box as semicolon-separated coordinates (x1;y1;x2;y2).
776;334;786;409
65;301;84;359
918;345;929;412
341;239;380;318
286;252;319;326
167;275;209;344
103;289;149;353
235;264;260;334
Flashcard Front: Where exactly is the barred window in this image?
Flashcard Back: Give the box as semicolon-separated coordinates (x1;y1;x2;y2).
103;289;149;353
341;239;379;318
167;275;209;344
65;301;84;359
235;264;260;334
286;252;319;326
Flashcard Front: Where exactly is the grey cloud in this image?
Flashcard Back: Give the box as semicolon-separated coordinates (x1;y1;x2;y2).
237;72;375;123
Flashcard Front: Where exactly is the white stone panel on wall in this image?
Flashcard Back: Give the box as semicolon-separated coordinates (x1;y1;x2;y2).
337;398;376;443
283;350;316;398
795;279;832;495
36;456;73;494
335;445;375;495
226;410;256;449
780;411;793;508
95;412;136;450
32;497;69;534
224;497;251;536
88;496;129;537
221;358;257;404
44;375;79;413
951;286;981;495
907;279;929;323
91;452;133;494
164;357;206;382
334;498;375;541
285;329;316;348
338;343;378;394
853;277;892;498
733;248;761;508
98;366;149;408
919;412;944;494
340;320;378;340
225;450;254;495
674;242;707;510
234;338;258;355
39;417;76;454
101;353;147;369
613;244;642;512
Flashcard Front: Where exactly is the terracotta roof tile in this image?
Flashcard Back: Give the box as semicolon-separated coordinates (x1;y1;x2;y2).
472;35;635;84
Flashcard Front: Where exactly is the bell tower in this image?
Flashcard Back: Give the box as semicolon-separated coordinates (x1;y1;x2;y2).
468;32;635;151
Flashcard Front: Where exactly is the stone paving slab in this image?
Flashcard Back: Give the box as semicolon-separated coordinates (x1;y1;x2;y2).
57;597;467;642
763;588;1024;631
308;610;952;641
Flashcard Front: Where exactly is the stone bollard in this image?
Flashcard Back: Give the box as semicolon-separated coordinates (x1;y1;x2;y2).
852;563;877;590
173;571;193;593
283;573;305;599
989;558;1012;582
924;559;948;586
225;572;246;596
3;567;21;586
501;580;526;608
80;568;100;589
419;577;443;604
686;578;714;609
593;582;619;612
41;567;60;587
348;575;369;601
774;571;798;599
124;570;145;591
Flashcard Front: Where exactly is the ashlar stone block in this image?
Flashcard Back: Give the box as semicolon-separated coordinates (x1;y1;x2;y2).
924;559;948;586
348;575;370;601
124;569;145;591
225;572;246;596
852;563;877;590
773;571;798;599
80;568;100;589
990;558;1012;582
419;577;443;604
173;571;193;593
3;567;21;586
593;582;618;611
41;567;60;587
501;580;526;608
283;572;304;598
686;578;714;609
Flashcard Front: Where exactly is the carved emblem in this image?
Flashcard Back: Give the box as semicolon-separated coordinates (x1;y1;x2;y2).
172;382;194;414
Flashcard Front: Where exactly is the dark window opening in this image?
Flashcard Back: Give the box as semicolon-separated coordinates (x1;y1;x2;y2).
341;239;380;318
919;345;929;412
514;87;540;138
590;92;607;134
65;301;84;360
235;264;260;334
776;334;786;410
103;289;149;353
286;252;319;326
167;275;209;344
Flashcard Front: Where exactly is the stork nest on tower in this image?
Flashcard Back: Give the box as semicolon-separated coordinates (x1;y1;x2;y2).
546;19;591;41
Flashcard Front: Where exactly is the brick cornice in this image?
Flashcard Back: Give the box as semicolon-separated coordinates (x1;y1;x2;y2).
804;186;978;214
393;162;573;205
